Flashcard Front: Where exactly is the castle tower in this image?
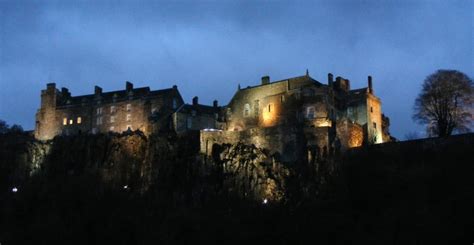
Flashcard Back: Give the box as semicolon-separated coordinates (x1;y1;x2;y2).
35;83;59;140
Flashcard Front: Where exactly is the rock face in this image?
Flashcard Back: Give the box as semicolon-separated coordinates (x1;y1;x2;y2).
2;132;472;244
215;143;290;202
0;131;335;204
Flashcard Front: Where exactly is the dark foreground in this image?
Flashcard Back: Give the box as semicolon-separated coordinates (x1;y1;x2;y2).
0;132;473;244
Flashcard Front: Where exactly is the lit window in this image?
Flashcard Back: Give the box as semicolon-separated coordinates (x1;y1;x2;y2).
172;98;177;109
110;126;115;131
69;119;73;125
63;118;67;125
110;116;115;123
96;117;102;125
126;104;132;111
96;107;103;115
77;117;82;124
306;106;315;119
126;114;131;121
243;103;251;117
110;105;116;113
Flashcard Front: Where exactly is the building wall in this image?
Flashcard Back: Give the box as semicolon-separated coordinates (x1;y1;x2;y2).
174;111;217;133
366;94;383;143
35;84;59;140
34;83;184;140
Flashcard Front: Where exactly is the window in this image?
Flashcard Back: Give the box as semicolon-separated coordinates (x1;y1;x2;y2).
191;110;197;117
254;100;259;117
268;103;273;112
110;106;116;113
187;117;192;129
243;103;251;117
151;107;157;113
126;104;132;111
110;116;115;123
92;128;98;134
172;98;177;109
373;122;377;129
126;125;132;130
126;114;131;121
63;118;67;125
370;107;373;113
281;95;285;102
109;126;115;131
96;107;103;115
69;119;73;125
306;106;315;119
77;117;82;124
96;116;103;125
214;113;218;120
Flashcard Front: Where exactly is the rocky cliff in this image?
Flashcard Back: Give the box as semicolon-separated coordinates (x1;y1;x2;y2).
0;132;473;244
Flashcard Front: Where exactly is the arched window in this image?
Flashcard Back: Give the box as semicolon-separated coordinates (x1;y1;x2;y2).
243;103;251;117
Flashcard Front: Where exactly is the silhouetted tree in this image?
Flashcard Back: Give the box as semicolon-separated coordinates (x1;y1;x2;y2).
413;70;473;137
10;124;24;133
0;120;24;134
0;120;9;134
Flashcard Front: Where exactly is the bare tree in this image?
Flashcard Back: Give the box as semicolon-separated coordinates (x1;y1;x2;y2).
413;70;473;137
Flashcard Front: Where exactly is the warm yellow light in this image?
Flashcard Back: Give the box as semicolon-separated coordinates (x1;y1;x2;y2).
69;119;73;125
63;118;67;125
77;117;82;124
261;103;275;126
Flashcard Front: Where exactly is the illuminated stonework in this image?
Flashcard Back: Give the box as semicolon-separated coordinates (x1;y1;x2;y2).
34;82;220;140
203;72;392;157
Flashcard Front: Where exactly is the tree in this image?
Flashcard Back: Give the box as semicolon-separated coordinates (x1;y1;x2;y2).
9;124;24;133
413;70;473;137
0;120;9;134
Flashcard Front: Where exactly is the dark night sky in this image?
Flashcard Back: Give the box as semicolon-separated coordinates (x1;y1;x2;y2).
0;0;472;138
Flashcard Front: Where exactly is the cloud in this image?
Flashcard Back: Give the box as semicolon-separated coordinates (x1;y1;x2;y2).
0;0;472;138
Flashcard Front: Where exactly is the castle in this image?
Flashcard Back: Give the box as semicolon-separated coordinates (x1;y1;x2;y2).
35;72;392;159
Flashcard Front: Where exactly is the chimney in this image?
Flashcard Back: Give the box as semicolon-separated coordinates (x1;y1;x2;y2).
47;83;56;90
95;86;102;95
261;76;270;85
172;85;177;90
368;76;373;93
213;100;218;108
126;81;133;91
328;73;333;85
192;96;198;106
61;87;70;97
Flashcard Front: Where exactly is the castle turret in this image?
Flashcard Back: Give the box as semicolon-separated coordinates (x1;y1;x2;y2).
261;76;270;85
35;83;59;140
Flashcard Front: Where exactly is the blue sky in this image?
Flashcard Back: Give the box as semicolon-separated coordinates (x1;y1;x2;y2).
0;0;472;138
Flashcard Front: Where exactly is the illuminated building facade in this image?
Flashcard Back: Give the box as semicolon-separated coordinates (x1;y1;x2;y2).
202;72;391;158
34;82;218;140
